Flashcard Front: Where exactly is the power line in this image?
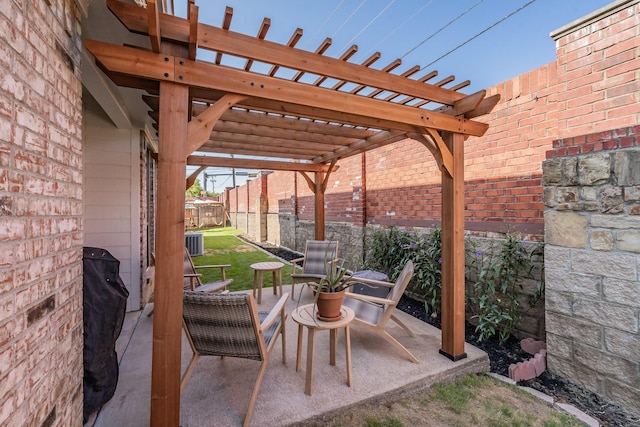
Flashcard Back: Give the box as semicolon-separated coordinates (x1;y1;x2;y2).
331;0;367;39
304;0;347;49
360;0;434;60
400;0;485;60
338;0;398;53
423;0;537;69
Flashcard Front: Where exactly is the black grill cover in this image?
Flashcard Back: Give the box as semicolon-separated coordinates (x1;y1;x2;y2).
82;247;129;422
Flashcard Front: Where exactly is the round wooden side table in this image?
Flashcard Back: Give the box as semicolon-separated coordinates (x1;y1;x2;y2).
250;261;285;304
291;303;355;395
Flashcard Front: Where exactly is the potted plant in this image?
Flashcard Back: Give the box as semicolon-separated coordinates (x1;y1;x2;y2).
305;257;355;321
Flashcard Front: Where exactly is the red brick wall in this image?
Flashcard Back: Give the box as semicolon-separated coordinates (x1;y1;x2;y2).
365;139;442;226
247;176;261;213
325;155;364;223
235;185;247;213
227;186;238;213
555;3;640;138
0;0;84;425
266;171;296;215
296;170;315;221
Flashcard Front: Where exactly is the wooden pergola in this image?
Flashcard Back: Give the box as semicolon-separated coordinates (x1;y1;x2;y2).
86;1;499;425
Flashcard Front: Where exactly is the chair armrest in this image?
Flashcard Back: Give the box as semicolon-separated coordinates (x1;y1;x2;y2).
290;257;304;271
291;273;326;280
348;276;394;287
183;273;202;291
194;264;232;269
197;279;232;293
345;291;395;306
260;293;290;331
194;264;231;281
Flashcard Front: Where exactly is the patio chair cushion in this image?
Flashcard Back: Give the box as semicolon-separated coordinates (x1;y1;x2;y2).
351;270;390;299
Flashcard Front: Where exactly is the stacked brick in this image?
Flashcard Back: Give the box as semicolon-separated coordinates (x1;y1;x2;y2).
0;0;84;426
543;126;640;417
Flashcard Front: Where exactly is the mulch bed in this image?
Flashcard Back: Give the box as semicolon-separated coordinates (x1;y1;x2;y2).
252;240;639;427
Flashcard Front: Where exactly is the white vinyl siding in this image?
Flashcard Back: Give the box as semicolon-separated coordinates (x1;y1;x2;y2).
83;111;141;312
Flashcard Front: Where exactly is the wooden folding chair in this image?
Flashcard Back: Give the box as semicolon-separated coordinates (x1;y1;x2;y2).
343;260;418;363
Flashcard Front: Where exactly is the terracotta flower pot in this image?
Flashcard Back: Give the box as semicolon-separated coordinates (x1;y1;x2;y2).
315;289;346;321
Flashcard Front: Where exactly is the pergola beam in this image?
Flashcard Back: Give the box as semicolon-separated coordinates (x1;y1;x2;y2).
87;40;490;137
147;0;161;52
187;155;338;173
187;1;198;60
205;133;342;153
186;165;206;189
195;105;377;138
106;0;468;106
209;122;359;148
196;146;314;160
186;93;247;154
312;130;408;164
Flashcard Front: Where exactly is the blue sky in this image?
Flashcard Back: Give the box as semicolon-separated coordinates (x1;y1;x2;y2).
180;0;613;193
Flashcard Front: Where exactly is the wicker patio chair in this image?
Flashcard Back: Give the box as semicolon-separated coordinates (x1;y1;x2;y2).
342;260;418;363
181;291;289;427
290;240;338;299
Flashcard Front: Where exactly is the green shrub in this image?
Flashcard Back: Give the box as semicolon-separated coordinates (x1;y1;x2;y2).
365;225;442;315
466;234;544;344
365;226;544;343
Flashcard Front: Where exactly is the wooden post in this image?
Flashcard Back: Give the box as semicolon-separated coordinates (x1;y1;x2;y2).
314;171;325;240
439;131;467;361
150;81;189;426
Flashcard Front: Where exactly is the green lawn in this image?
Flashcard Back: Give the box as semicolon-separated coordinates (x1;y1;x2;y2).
190;227;295;293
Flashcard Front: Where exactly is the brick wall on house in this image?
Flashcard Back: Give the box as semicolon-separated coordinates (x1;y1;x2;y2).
141;135;156;306
0;0;84;426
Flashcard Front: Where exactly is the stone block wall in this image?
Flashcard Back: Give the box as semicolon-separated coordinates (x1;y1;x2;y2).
265;213;282;246
275;214;296;249
543;126;640;417
0;0;84;425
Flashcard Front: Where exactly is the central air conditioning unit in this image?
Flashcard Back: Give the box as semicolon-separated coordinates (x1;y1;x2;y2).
185;232;204;256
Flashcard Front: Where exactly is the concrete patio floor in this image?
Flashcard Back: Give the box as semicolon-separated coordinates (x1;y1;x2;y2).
88;285;489;427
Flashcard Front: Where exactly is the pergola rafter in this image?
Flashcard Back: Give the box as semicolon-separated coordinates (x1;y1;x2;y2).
86;1;499;425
